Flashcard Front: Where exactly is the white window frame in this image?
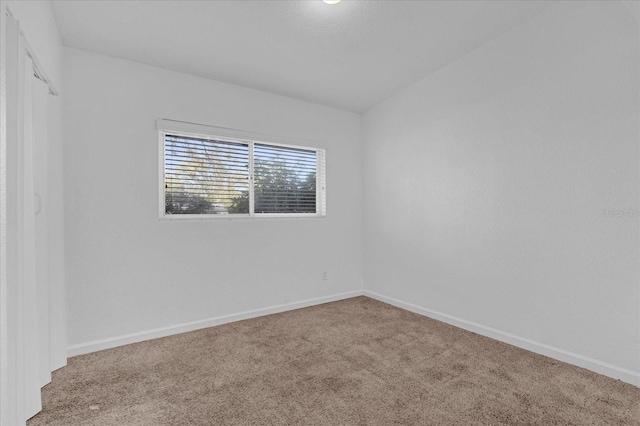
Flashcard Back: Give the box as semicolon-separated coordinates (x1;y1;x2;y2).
157;119;326;220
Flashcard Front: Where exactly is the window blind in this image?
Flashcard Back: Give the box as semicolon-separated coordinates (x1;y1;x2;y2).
254;144;317;214
161;127;325;217
164;134;249;215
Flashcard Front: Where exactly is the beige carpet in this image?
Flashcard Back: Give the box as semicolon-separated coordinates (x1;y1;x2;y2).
28;297;639;425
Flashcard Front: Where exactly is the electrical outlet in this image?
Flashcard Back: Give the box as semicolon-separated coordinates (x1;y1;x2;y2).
322;271;328;281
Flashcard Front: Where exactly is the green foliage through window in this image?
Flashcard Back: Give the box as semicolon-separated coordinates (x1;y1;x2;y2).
164;134;322;216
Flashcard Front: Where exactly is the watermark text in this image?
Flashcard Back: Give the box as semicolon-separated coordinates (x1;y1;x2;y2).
602;209;639;217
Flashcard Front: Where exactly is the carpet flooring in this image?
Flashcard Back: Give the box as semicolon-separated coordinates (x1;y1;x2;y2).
28;297;639;425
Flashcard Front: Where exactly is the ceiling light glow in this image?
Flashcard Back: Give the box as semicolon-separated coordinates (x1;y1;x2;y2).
322;0;342;4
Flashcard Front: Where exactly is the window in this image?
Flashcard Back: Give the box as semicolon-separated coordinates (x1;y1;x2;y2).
158;120;326;218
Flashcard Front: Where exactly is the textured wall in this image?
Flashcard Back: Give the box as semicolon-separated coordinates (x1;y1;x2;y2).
363;1;639;382
63;48;363;350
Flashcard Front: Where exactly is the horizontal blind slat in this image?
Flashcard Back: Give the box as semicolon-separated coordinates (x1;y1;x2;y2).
164;133;321;216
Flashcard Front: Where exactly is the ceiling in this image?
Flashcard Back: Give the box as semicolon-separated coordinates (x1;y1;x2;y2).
51;0;556;113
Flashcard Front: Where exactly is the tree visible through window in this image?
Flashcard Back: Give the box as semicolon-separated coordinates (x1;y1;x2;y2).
162;132;324;217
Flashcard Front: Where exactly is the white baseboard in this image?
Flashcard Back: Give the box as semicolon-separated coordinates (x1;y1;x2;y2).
67;290;363;357
67;289;639;388
364;290;640;387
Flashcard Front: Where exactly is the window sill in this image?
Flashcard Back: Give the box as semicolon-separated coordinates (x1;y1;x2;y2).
159;213;326;222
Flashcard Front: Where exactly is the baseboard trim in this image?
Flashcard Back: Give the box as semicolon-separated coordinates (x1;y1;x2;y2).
364;290;640;387
67;289;639;387
67;290;363;357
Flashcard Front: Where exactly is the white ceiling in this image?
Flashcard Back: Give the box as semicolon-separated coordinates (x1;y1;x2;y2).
51;0;556;113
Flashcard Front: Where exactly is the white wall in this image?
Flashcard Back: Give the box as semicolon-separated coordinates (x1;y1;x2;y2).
363;1;639;384
63;48;363;353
